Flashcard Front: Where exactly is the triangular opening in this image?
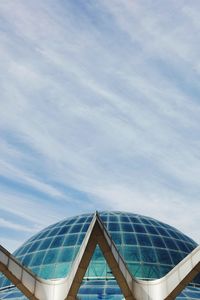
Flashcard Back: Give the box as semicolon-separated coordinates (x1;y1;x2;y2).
77;245;124;300
65;214;133;299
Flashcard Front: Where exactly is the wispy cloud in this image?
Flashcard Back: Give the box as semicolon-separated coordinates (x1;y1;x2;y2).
0;0;200;251
0;217;35;232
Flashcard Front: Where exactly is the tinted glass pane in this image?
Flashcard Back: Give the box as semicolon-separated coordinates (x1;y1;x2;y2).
63;234;78;246
134;224;146;233
58;226;70;235
156;249;172;265
137;234;152;246
29;251;45;266
145;225;158;235
111;232;122;245
43;249;59;264
108;222;120;232
120;216;130;223
123;233;137;245
39;265;55;279
140;247;157;263
82;223;90;233
57;248;75;263
50;236;65;248
156;227;170;237
123;246;140;261
27;241;41;253
70;224;83;234
121;223;133;232
151;236;165;248
170;250;182;265
47;227;61;237
39;238;52;250
22;254;33;266
163;238;178;250
109;215;118;222
139;218;151;225
54;263;70;278
176;240;189;252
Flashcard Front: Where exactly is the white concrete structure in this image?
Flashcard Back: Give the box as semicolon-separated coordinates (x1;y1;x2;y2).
0;212;200;300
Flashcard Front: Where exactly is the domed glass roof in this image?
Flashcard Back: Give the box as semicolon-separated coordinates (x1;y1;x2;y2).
0;211;200;300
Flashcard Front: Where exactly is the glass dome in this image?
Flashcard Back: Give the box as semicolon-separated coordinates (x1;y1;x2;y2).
0;211;200;300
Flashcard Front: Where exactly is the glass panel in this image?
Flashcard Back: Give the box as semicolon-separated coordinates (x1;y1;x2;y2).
109;215;117;222
186;243;196;252
120;216;130;223
121;223;133;232
47;227;61;237
139;217;151;225
27;241;41;253
123;246;141;261
39;265;55;279
93;246;104;261
176;240;189;252
81;223;90;233
163;237;178;250
128;263;143;277
170;250;182;265
159;265;172;277
21;254;33;266
58;226;70;235
142;264;160;279
76;217;87;224
151;235;165;248
123;233;137;245
111;232;122;245
129;216;141;224
38;238;52;250
54;263;71;278
19;244;32;256
156;227;170;237
145;225;158;235
43;249;59;264
133;224;146;233
57;247;75;262
168;230;180;239
50;236;65;248
140;247;157;263
100;215;108;222
38;230;50;239
77;233;85;245
156;249;172;265
29;251;46;266
108;222;120;232
137;234;152;246
63;234;78;246
70;224;83;234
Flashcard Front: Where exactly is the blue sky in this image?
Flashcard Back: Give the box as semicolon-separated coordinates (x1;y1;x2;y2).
0;0;200;251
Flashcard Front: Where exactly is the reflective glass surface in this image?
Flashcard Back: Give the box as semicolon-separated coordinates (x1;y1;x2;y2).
0;211;199;299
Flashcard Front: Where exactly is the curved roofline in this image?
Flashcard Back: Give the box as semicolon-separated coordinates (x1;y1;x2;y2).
25;210;198;245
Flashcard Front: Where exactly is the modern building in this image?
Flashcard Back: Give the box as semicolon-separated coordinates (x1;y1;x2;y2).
0;211;200;299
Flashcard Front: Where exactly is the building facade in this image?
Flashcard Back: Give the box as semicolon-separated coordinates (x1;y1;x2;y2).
0;211;200;299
